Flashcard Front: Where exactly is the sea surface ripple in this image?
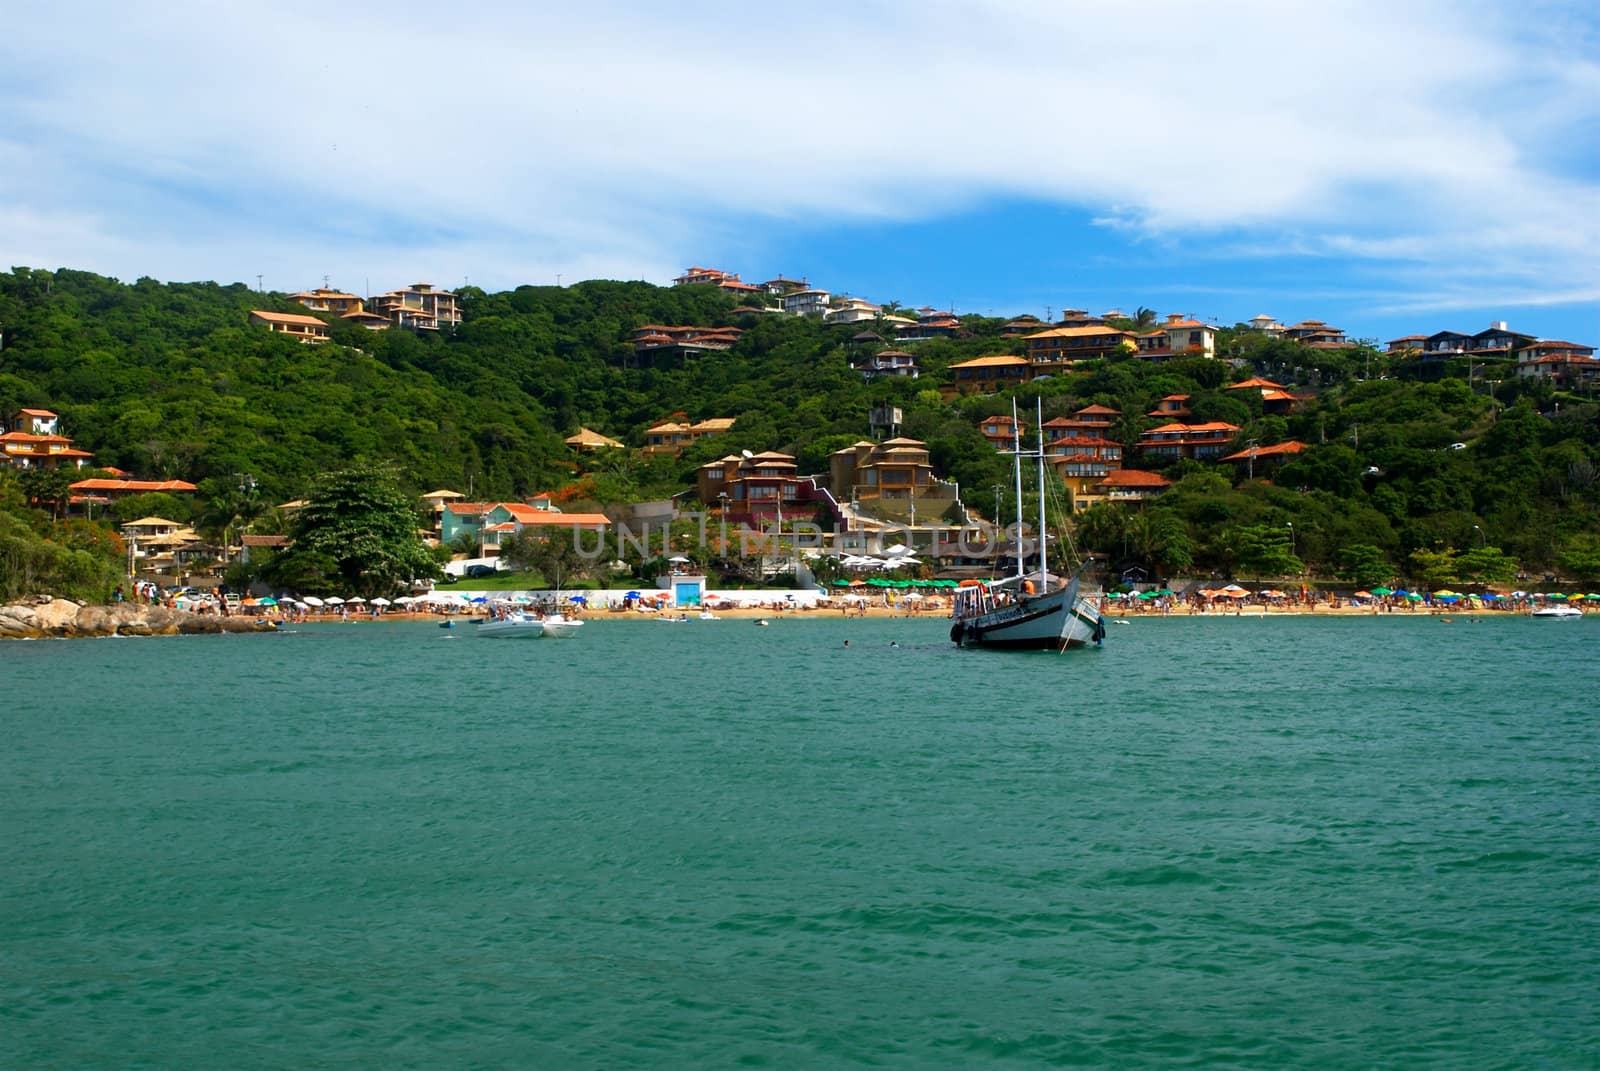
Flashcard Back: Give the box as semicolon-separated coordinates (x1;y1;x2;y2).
2;614;1595;1068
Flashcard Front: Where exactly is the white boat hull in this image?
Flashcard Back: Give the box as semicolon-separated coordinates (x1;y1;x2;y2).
951;573;1105;652
1530;606;1582;618
539;614;585;638
477;613;545;638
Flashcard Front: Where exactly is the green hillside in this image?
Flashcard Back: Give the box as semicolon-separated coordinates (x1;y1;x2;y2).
1;266;1597;599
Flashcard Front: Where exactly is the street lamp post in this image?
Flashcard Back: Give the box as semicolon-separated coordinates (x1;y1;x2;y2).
1472;524;1486;547
1285;521;1295;560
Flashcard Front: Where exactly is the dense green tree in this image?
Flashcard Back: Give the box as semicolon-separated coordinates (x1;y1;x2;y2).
267;465;438;596
1337;543;1394;588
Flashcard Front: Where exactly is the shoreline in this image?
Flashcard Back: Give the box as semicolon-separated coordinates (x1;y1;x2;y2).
0;596;1563;639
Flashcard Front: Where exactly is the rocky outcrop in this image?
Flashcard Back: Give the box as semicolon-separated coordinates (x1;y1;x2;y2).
0;599;278;640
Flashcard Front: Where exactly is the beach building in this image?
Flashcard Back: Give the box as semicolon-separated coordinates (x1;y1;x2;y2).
564;427;626;453
673;267;763;295
1098;469;1172;503
829;438;965;528
895;311;963;344
440;500;611;558
287;288;364;315
69;477;198;500
1046;434;1123;512
978;414;1029;450
1220;440;1308;478
248;310;330;344
1;408;96;470
369;283;461;330
1136;422;1241;461
631;324;742;360
942;355;1030;398
1023;325;1136;366
696;452;838;527
1147;394;1192;419
1134;314;1217;359
1515;341;1600;387
1225;376;1303;415
853;349;920;379
642;416;737;458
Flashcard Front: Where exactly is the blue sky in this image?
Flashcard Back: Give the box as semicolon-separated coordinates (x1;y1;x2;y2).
4;0;1598;344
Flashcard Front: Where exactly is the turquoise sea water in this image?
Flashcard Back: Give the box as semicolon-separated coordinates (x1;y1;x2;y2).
2;614;1596;1069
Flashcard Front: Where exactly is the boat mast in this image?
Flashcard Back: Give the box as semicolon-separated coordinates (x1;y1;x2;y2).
1011;398;1025;582
1036;397;1048;589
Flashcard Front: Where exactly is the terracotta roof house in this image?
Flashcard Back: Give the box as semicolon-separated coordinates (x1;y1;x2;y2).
1135;313;1217;359
288;288;364;315
1225;377;1302;415
441;500;611;556
370;283;461;330
642;416;736;457
1136;421;1240;461
69;478;199;498
1024;325;1135;366
1147;394;1192;419
564;427;625;452
978;414;1029;450
1097;469;1172;503
1515;340;1600;388
696;452;837;526
249;310;330;343
941;355;1030;399
1221;440;1308;477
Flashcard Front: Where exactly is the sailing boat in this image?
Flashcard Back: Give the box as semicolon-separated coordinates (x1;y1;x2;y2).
950;400;1106;652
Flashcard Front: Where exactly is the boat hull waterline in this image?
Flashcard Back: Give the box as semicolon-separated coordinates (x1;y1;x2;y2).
951;572;1106;653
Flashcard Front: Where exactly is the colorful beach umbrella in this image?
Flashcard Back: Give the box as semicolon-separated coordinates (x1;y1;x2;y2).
1370;587;1394;596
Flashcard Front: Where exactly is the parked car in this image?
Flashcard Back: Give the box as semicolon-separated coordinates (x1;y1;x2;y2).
464;564;498;578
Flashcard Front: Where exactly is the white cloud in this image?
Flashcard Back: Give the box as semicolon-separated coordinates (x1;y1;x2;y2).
1;0;1597;304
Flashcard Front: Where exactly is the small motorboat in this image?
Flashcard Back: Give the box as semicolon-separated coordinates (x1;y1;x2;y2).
753;619;770;627
1530;604;1583;619
438;619;455;630
477;612;544;638
538;613;585;639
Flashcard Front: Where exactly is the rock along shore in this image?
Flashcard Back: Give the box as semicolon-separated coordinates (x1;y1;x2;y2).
0;599;278;640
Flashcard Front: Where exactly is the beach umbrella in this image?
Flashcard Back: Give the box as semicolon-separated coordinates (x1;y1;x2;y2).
325;596;345;606
370;597;391;606
624;590;641;599
1433;589;1458;598
1405;592;1423;601
832;579;851;586
345;596;365;603
301;595;325;607
568;594;586;603
257;596;277;606
1437;594;1460;603
1370;587;1393;596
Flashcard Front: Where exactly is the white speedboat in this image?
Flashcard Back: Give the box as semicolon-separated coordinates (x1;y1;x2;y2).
476;611;545;638
538;612;585;638
1530;604;1582;619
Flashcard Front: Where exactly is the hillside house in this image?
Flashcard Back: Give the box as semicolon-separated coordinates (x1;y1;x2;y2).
249;310;329;343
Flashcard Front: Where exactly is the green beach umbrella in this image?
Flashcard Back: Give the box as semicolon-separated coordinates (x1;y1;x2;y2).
832;579;850;586
1370;586;1394;596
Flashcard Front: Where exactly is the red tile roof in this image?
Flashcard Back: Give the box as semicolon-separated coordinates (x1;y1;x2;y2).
1220;440;1308;461
1098;469;1172;488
